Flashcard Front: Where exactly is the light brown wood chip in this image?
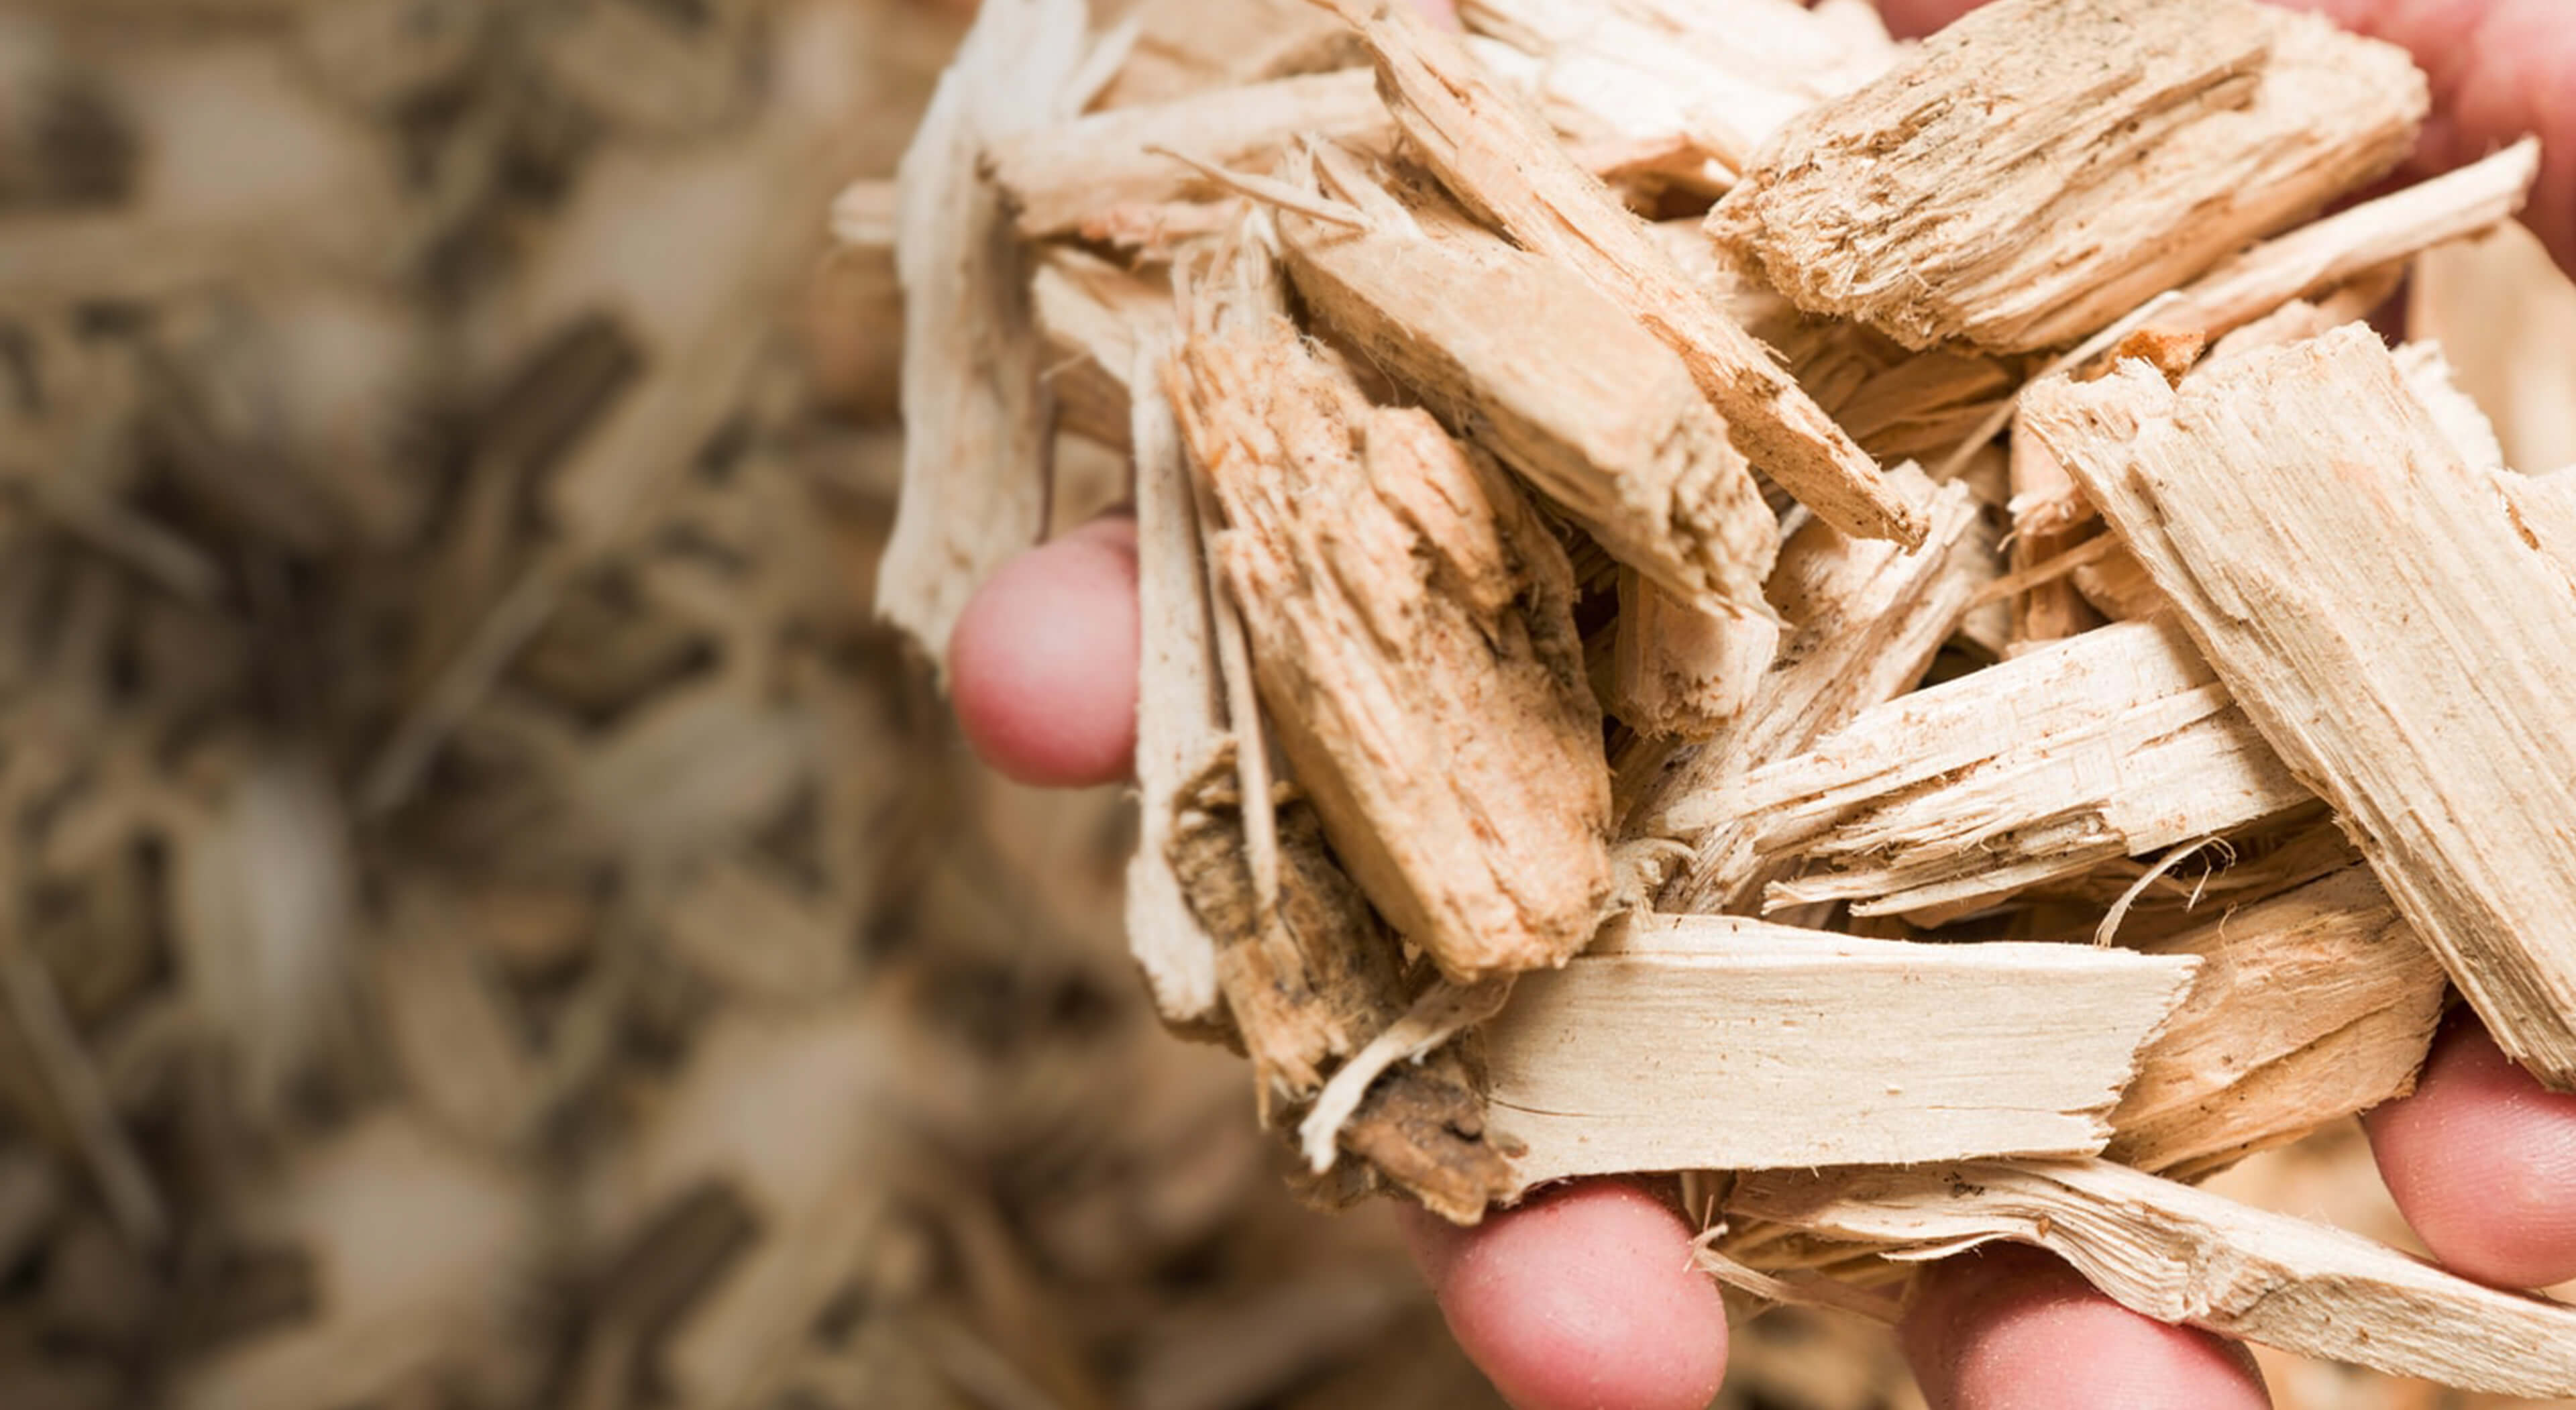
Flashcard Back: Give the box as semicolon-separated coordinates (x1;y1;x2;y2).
1124;343;1227;1028
1627;475;1985;914
2147;139;2538;345
1483;914;2200;1189
1721;618;2313;919
1731;1159;2576;1397
1276;154;1777;617
1317;0;1926;546
2026;325;2576;1089
1165;237;1611;982
2112;867;2447;1181
874;0;1091;669
1709;0;2426;353
991;70;1391;241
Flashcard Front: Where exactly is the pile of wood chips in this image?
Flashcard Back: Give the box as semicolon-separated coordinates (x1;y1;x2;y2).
872;0;2576;1399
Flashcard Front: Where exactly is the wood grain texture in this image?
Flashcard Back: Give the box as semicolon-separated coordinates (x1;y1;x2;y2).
2112;867;2447;1181
874;0;1090;669
1483;914;2200;1187
990;70;1391;240
1166;239;1611;981
1710;0;2425;352
2027;326;2576;1089
1165;754;1515;1223
1124;347;1226;1028
1320;0;1927;546
1277;156;1778;616
1726;618;2314;918
1626;475;1986;914
1731;1159;2576;1397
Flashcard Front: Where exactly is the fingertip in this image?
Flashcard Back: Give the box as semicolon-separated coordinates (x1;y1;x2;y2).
1901;1245;2269;1410
1878;0;1986;39
2365;1011;2576;1289
948;516;1140;788
1403;1181;1728;1410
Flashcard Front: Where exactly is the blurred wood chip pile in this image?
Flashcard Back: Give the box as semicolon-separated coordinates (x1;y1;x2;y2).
0;0;1530;1406
870;0;2576;1404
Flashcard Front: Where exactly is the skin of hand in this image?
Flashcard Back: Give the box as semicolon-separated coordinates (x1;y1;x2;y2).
938;3;2576;1405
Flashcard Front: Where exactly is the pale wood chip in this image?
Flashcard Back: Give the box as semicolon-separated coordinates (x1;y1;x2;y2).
2026;325;2576;1089
1276;150;1778;616
1483;914;2200;1188
1711;0;2426;352
2112;867;2447;1181
874;0;1091;669
1727;618;2314;919
1320;0;1925;545
1627;475;1984;913
1166;233;1612;981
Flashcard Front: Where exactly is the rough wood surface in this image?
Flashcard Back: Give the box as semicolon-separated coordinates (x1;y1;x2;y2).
1609;571;1780;740
1125;349;1226;1028
1277;154;1778;616
2028;327;2576;1089
1627;476;1986;914
1731;1159;2576;1397
1165;240;1611;981
2003;435;2100;652
1032;247;1173;451
1096;0;1365;109
1648;221;2024;466
1322;0;1925;547
1165;755;1513;1223
1457;0;1891;193
2112;867;2447;1181
874;0;1089;669
2145;139;2538;345
991;70;1390;241
1710;0;2426;352
1483;914;2200;1187
1728;618;2314;918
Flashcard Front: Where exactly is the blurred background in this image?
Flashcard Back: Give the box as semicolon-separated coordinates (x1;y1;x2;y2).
0;1;2568;1407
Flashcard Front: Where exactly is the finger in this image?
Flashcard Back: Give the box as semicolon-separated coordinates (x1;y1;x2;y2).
2363;1008;2576;1289
1901;1245;2271;1410
1876;0;1979;37
947;514;1140;788
2290;0;2576;271
1400;1181;1729;1410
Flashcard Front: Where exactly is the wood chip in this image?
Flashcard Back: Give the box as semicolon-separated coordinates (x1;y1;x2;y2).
1609;570;1780;740
874;0;1090;669
991;70;1391;241
2146;138;2538;345
1323;0;1925;546
1731;1158;2576;1397
1627;475;1985;913
2028;326;2576;1089
1726;618;2314;918
1276;151;1777;616
1165;233;1612;981
1483;914;2200;1188
1710;0;2426;352
2111;867;2447;1181
1126;345;1228;1028
1166;755;1514;1222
